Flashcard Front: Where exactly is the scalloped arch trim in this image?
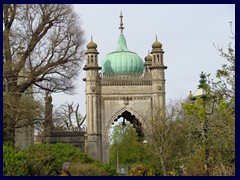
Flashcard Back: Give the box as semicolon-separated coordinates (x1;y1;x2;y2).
106;106;142;130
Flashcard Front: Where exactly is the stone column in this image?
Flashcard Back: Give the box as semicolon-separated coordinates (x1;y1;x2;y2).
83;39;102;160
44;90;53;142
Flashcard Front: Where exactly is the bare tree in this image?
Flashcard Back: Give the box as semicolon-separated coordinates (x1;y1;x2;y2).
3;4;85;143
53;102;85;130
3;4;85;95
166;98;188;121
142;104;192;176
142;109;171;176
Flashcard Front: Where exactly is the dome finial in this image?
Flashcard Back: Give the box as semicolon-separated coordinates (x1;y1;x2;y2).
145;50;152;62
119;11;124;34
87;35;97;49
152;35;162;49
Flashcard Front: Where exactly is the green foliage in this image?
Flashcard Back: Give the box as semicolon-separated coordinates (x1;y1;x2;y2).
182;97;208;121
184;149;205;176
93;160;117;176
181;97;235;175
23;143;93;176
128;164;147;176
212;22;235;108
71;162;107;176
143;112;197;176
180;27;235;175
3;143;28;176
71;160;117;176
165;119;196;172
3;93;43;142
3;143;117;176
109;123;143;166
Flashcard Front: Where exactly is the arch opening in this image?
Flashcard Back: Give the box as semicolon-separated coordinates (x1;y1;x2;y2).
111;110;144;137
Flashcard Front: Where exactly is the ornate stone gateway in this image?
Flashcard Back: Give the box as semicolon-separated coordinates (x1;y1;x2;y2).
83;13;167;162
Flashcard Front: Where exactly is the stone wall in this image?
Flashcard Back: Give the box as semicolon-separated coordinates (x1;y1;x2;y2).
45;130;86;151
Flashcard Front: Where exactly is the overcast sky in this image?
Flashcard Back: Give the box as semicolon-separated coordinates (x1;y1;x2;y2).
51;4;235;117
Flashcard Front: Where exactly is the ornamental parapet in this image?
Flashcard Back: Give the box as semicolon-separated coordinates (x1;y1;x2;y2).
50;131;86;137
100;72;152;86
51;126;86;133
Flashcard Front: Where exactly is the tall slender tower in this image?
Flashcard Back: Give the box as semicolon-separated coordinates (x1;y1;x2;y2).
44;89;53;139
150;36;167;116
83;37;102;160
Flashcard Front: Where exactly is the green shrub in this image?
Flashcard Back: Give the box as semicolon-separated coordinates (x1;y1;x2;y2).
3;143;28;176
71;162;107;176
24;143;93;176
93;160;117;176
184;149;205;175
4;143;117;176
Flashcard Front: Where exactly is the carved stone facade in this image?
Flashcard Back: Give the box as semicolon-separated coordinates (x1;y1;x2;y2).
83;15;167;162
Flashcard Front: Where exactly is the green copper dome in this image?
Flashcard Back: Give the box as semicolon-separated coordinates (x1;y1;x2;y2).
101;34;144;74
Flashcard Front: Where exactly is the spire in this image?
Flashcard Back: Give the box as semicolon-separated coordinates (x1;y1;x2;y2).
91;35;93;42
156;35;158;41
119;11;124;34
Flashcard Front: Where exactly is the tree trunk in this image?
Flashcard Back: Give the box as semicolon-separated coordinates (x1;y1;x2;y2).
159;147;167;176
4;93;22;145
4;118;16;146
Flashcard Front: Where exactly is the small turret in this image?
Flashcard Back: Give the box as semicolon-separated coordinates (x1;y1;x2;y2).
150;35;167;68
84;36;101;70
144;50;152;72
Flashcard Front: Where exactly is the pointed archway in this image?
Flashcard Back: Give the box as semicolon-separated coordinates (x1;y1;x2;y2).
110;110;144;137
101;107;145;163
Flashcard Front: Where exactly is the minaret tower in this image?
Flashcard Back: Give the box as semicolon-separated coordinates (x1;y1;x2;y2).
83;37;102;160
43;88;53;142
150;36;167;116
